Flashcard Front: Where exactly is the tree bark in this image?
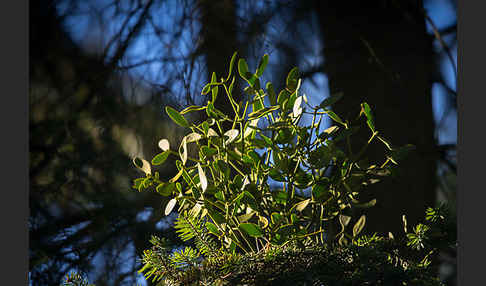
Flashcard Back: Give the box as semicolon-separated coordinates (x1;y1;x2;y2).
199;0;240;119
315;1;437;236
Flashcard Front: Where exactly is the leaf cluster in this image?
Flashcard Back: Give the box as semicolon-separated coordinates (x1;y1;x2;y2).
131;53;448;285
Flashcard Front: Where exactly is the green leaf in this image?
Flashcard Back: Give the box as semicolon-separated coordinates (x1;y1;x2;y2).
248;105;279;120
271;212;283;225
211;72;219;103
308;146;332;169
353;215;366;237
360;102;375;132
269;168;286;182
206;222;221;236
229;76;236;95
272;190;288;204
156;182;175;196
237;212;255;223
266;82;277;106
151;151;170;165
312;181;331;201
197;163;207;192
226;51;238;81
256;54;269;77
207;207;226;225
286;67;299;90
238;58;249;80
326;110;345;126
165;198;177;216
180;105;206;114
201;146;218;158
277;89;291;107
201;82;221;95
166;106;189;127
319;92;344;108
239;223;263;237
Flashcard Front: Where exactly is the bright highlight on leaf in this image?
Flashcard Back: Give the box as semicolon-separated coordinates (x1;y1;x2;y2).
165;198;177;216
133;157;151;175
197;163;207;192
224;129;239;145
158;139;170;151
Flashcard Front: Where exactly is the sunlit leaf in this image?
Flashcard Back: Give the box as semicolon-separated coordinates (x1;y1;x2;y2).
238;212;255;223
256;54;269;77
179;137;187;165
248;105;279;120
326;110;345;125
292;96;303;118
185;132;203;143
180;105;206;114
224;129;239;144
165;198;177;216
293;199;310;212
133;157;151;175
360;102;375;132
158;139;170;151
353;215;366;237
197;163;207;192
226;51;238;81
238;58;249;80
286;67;299;90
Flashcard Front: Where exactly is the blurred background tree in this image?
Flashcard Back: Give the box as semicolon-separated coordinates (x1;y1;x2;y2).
29;0;456;285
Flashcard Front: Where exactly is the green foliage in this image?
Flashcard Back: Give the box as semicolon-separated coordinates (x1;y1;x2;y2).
60;272;94;286
132;53;455;285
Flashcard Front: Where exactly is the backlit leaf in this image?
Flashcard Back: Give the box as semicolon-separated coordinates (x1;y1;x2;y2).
256;54;269;77
133;157;151;175
166;106;189;127
353;215;366;237
151;151;170;165
197;163;207;192
238;58;249;80
239;223;263;237
224;129;239;145
293;199;310;212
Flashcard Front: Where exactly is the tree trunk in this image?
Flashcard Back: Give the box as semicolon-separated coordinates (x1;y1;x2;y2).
315;1;437;236
199;0;240;119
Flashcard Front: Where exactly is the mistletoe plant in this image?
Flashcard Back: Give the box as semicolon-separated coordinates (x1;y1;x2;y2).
132;53;413;283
